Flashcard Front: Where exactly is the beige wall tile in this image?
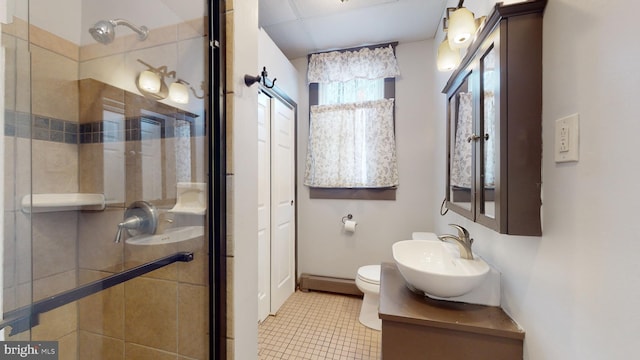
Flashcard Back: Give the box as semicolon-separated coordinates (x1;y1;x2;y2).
4;137;16;211
79;331;124;360
2;35;31;113
15;138;32;206
15;211;31;286
225;94;234;173
125;343;178;360
226;338;234;360
33;270;77;301
30;24;79;61
57;331;79;360
124;243;179;281
3;21;30;111
226;256;234;339
3;211;16;288
225;13;235;94
78;143;105;195
226;175;234;256
178;284;208;359
78;208;125;272
14;39;31;113
78;270;125;338
32;211;78;280
31;46;79;122
32;140;78;194
32;302;78;340
125;277;177;352
1;17;29;40
177;248;208;286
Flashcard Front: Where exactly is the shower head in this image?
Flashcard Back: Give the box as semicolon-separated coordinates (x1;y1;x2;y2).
89;19;149;44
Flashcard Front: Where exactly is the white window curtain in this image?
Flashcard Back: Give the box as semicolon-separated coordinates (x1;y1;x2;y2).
304;45;400;188
305;99;398;188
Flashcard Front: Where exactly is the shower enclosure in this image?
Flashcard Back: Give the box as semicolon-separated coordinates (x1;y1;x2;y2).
1;0;223;359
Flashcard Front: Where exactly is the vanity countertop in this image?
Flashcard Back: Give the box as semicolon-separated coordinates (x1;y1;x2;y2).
379;262;524;340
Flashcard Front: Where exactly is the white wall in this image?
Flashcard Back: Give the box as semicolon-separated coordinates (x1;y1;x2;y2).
258;28;298;103
292;40;435;280
432;0;640;359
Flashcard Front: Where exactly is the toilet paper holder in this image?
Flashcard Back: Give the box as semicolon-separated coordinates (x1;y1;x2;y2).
341;214;353;224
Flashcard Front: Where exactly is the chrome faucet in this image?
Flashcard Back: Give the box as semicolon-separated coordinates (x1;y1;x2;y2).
437;224;474;260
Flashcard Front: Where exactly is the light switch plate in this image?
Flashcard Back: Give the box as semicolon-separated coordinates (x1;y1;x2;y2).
555;114;579;163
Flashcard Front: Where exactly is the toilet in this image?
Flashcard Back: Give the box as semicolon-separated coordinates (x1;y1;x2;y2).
355;264;381;331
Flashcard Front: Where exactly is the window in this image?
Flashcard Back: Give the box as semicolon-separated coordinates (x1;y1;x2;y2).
305;44;400;199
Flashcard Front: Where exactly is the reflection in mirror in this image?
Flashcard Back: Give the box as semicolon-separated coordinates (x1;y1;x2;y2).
481;46;497;218
175;119;192;182
449;76;473;211
140;114;163;201
102;106;126;204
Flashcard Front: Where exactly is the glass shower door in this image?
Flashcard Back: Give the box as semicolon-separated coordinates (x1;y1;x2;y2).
1;1;215;359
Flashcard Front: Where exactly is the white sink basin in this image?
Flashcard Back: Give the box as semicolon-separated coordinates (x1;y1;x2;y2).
126;226;204;246
392;240;490;298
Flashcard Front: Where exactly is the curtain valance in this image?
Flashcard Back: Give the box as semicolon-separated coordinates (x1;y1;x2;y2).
307;45;400;83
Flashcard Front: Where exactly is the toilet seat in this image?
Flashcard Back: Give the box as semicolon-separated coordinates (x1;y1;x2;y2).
357;265;380;285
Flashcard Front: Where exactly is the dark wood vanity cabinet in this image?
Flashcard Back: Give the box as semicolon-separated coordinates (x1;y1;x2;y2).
443;0;546;236
379;263;524;359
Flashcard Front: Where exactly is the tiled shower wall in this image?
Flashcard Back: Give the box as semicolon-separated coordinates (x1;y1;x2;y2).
3;16;209;360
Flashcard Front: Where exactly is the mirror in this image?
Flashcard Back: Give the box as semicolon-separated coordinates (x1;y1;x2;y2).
480;45;498;218
448;74;474;211
442;0;544;235
79;79;201;207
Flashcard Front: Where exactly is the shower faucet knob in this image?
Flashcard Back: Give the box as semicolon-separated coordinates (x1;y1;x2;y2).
114;201;158;243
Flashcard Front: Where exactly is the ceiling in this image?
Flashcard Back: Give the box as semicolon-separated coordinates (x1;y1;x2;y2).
259;0;448;59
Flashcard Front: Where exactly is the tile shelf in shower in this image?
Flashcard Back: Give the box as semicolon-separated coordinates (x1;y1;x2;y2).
21;193;106;213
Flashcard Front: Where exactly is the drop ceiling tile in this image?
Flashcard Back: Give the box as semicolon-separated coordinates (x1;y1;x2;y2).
294;0;399;19
260;0;447;59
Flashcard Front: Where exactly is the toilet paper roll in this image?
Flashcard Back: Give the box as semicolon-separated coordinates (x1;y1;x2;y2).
344;220;357;233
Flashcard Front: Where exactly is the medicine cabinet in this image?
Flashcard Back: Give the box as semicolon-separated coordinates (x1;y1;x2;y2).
443;0;546;236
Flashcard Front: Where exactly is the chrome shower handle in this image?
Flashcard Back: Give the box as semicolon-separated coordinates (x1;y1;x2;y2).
114;216;143;243
114;201;158;243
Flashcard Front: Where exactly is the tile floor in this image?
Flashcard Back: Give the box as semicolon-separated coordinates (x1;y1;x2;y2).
258;290;381;360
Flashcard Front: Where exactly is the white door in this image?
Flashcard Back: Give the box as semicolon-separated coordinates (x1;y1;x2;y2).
269;97;295;314
257;92;271;322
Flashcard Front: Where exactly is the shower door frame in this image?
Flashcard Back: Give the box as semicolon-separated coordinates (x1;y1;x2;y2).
210;0;227;359
0;0;227;358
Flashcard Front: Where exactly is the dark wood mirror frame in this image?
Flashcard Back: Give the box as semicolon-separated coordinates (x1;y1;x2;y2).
442;0;547;236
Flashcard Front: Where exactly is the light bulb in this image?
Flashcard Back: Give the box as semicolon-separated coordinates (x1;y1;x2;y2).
169;81;189;104
448;7;476;49
138;70;161;93
437;38;460;71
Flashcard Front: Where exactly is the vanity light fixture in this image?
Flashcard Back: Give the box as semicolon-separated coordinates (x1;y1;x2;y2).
437;0;482;72
136;59;204;104
136;59;175;100
437;36;461;71
138;70;161;93
169;79;190;104
447;6;477;50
